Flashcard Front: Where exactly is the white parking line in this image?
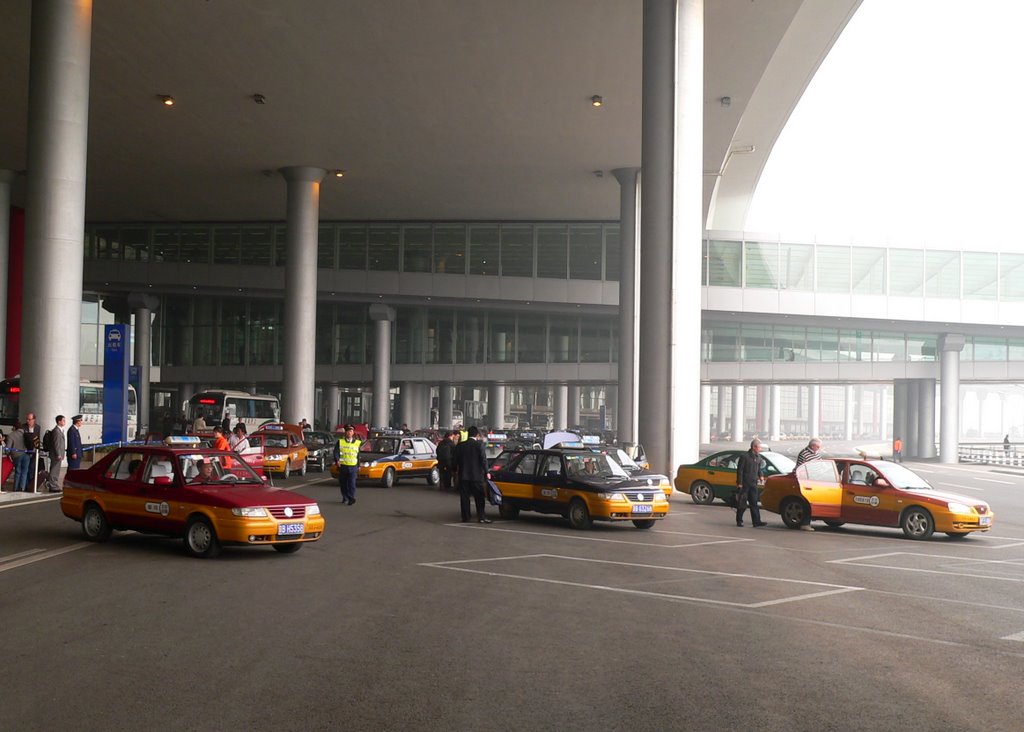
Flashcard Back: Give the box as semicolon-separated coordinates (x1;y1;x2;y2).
447;522;752;548
0;548;47;564
974;477;1014;484
830;551;1024;582
0;542;92;573
1001;631;1024;642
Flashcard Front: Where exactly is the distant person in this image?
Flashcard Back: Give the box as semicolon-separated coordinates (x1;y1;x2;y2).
6;421;28;492
67;415;84;470
892;436;903;463
454;426;490;523
735;438;768;529
334;424;362;505
1004;434;1011;453
299;418;311;432
192;411;207;433
229;424;249;452
794;437;821;531
436;431;458;492
212;425;230;452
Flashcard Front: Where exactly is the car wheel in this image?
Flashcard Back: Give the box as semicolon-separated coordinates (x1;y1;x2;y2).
632;519;656;530
499;502;519;520
272;543;302;554
823;520;845;528
946;532;970;540
81;503;112;542
689;480;715;505
184;516;222;558
427;467;440;486
901;507;934;540
283;462;291;479
779;496;808;529
567;498;592;530
382;467;395;488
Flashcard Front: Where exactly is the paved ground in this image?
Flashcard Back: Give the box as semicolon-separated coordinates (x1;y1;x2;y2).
3;455;1024;731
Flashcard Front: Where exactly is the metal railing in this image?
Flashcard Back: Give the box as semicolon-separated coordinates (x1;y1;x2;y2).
958;442;1024;466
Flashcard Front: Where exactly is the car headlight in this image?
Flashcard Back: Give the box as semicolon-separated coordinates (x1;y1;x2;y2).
947;502;971;514
601;493;626;501
307;504;320;516
360;461;373;467
231;507;268;517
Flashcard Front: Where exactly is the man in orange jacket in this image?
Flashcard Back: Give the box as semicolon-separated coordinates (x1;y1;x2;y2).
893;437;903;463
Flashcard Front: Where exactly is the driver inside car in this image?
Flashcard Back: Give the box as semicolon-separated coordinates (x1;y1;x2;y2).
190;459;216;483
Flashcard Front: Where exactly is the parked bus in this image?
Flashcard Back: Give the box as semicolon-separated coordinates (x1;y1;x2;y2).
0;377;138;444
184;390;280;434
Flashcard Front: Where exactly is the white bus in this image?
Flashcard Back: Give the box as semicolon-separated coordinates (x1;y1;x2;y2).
184;390;280;434
0;377;138;445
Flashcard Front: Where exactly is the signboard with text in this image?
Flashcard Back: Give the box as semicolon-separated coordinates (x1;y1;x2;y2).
102;325;129;443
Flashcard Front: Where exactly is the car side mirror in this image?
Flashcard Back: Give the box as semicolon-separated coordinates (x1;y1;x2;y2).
153;476;172;486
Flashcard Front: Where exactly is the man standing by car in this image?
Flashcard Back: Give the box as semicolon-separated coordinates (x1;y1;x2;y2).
334;424;361;505
67;415;84;470
436;431;458;492
735;437;767;528
46;415;67;493
454;426;490;523
793;437;822;532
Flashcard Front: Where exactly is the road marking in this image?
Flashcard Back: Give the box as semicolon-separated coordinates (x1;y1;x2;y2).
0;542;92;573
0;495;62;510
974;477;1014;484
0;548;47;564
1001;631;1024;642
830;551;1024;582
447;522;752;548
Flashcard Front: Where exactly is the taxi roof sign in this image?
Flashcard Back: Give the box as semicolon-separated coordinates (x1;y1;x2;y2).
165;435;201;445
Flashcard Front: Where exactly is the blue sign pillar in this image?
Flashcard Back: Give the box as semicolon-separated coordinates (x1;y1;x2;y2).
103;325;129;443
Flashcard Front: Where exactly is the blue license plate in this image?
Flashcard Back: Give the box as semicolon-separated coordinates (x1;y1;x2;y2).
278;522;304;536
632;505;653;514
980;517;991;526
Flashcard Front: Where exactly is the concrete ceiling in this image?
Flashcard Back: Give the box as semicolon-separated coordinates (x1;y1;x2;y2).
0;0;859;225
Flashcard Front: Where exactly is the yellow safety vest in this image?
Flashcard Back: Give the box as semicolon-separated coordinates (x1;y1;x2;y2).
338;438;362;466
459;429;469;443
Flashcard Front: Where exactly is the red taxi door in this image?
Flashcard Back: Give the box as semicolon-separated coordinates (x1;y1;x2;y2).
96;450;149;526
839;462;901;527
796;460;843;520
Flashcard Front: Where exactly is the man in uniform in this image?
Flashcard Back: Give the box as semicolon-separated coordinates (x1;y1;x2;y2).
334;424;362;505
67;415;84;470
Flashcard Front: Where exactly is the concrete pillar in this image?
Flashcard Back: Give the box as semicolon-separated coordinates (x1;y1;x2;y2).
567;385;581;428
20;0;93;424
841;385;853;440
731;385;744;442
612;166;640;447
769;384;781;441
399;381;416;428
699;384;711;443
129;294;158;435
0;170;14;378
715;385;727;439
439;382;455;429
907;379;921;458
369;304;395;428
854;384;865;437
892;380;908;455
809;384;821;438
489;383;507;431
638;0;703;474
919;377;937;459
938;335;964;463
553;384;569;431
279;165;326;424
327;383;341;430
879;386;889;441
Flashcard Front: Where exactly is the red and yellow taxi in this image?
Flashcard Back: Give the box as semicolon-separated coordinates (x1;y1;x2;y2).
760;458;994;540
330;432;440;488
248;423;309;478
60;438;325;557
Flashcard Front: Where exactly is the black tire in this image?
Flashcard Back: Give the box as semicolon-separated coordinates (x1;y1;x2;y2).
632;519;656;529
184;516;222;558
273;543;302;554
499;502;519;520
567;498;592;530
901;507;934;540
823;520;845;528
382;467;395;488
946;532;970;540
689;480;715;505
81;503;112;542
779;496;809;529
427;467;440;486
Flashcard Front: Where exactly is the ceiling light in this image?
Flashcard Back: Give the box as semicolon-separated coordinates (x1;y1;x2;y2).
253;93;266;104
334;169;345;178
720;96;731;108
158;94;175;106
590;95;603;107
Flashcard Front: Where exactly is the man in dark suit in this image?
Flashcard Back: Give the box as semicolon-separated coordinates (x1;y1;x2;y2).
454;426;490;523
67;414;84;470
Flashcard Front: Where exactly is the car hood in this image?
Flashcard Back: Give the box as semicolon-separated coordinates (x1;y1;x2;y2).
185;483;317;507
570;475;665;491
361;451;406;462
262;446;298;456
897;487;985;505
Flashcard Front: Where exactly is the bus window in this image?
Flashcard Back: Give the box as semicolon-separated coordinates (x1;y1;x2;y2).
81;386;102;414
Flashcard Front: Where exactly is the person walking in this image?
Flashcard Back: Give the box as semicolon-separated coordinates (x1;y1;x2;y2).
893;436;903;463
46;415;67;493
67;415;84;470
454;425;490;523
5;422;27;491
793;437;822;531
334;424;362;505
436;431;458;492
735;437;767;529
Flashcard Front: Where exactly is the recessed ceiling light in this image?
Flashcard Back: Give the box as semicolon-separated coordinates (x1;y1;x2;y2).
253;93;266;104
590;95;603;107
158;94;175;106
334;169;345;178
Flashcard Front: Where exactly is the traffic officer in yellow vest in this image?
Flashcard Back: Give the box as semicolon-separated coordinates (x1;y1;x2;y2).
333;424;362;505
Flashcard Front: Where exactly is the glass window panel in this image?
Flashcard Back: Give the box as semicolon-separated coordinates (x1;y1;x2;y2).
852;247;885;294
838;329;868;361
740;324;772;361
548;316;579;363
708;324;739;361
604;226;620;282
581;318;610;363
872;334;905;363
316;304;334;364
122;228;149;262
569;225;602;280
517;314;545;363
487;314;515;364
743;242;778;289
192;299;216;366
338;225;368;270
427;308;456;364
248;301;279;365
395;306;426;364
95;227;119;260
242;225;273;266
960;338;973;362
500;226;533;277
274;226;287;266
907;334;936;362
317;225;336;270
457;312;485;363
1009;339;1024;360
84;228;97;259
336;304;366;364
80;324;100;366
707;240;741;286
890;249;923;296
999;254;1024;301
403;225;432;273
772;326;805;362
925;250;960;298
220;300;246;365
368;225;400;271
469;226;499;276
973;337;1007;361
805;327;837;362
212;226;241;265
780;243;813;290
81;296;100;324
153;227;179;263
162;297;192;367
962;252;997;300
816;246;850;293
434;225;466;275
536;226;568;279
180;226;210;264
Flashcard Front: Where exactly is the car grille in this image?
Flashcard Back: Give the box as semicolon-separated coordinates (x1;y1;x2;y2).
622;490;655;502
268;505;307;519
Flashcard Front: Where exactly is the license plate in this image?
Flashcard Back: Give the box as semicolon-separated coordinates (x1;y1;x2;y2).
632;505;653;514
277;522;305;536
980;517;991;526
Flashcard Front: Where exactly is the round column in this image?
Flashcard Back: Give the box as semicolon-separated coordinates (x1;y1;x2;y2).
844;385;855;440
716;385;727;439
369;304;395;428
553;384;569;431
327;383;341;430
893;380;908;455
21;0;93;424
769;384;781;441
567;385;581;428
809;384;821;438
612;167;640;446
699;384;711;443
488;383;506;431
938;335;964;463
129;295;158;436
279;165;327;425
907;380;921;458
731;385;744;442
399;381;415;428
919;378;936;459
439;382;455;429
0;170;14;379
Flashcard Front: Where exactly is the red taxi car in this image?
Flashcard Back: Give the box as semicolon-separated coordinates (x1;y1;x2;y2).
59;438;325;557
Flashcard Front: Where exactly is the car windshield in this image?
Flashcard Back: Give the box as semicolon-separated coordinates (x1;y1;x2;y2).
612;448;640;470
564;452;630;479
362;437;400;454
304;431;332;447
264;436;290;448
177;453;263;484
763;451;796;474
870;461;932;490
